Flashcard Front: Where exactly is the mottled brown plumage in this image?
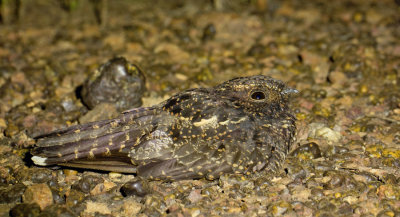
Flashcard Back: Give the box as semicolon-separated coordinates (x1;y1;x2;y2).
32;75;297;180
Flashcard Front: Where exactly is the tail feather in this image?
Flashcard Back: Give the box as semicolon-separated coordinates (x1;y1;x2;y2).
35;107;157;147
32;125;155;166
32;107;158;167
33;130;129;158
34;118;116;140
59;160;138;173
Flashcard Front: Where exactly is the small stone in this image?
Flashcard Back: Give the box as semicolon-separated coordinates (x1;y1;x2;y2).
323;171;358;191
202;23;217;41
328;71;347;88
63;169;78;176
30;168;53;183
121;180;148;197
143;194;164;213
269;200;292;216
84;201;111;215
315;127;341;143
308;123;341;144
377;184;398;200
0;118;6;128
343;196;358;204
22;183;53;210
189;207;201;217
10;203;41;217
0;183;26;203
109;172;122;179
291;142;322;159
228;207;242;213
65;189;86;207
247;43;267;57
122;197;142;216
286;164;307;180
81;57;146;111
64;169;80;183
325;146;349;158
0;145;12;155
90;181;116;195
76;175;102;193
4;123;19;137
39;204;76;217
187;189;202;203
175;73;188;81
103;33;125;51
154;43;190;63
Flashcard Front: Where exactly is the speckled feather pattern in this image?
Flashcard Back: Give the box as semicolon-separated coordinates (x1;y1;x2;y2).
32;75;297;181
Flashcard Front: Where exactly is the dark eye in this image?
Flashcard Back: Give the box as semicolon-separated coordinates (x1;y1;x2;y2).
251;91;266;100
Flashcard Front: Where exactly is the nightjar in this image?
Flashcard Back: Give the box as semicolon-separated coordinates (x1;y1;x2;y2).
32;75;297;181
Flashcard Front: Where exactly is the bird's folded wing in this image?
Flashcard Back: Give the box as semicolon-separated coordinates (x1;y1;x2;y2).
31;107;158;169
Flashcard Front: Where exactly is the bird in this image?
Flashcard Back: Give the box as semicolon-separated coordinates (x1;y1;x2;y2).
31;75;297;181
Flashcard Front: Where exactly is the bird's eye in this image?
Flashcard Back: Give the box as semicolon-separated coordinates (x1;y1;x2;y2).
251;91;266;100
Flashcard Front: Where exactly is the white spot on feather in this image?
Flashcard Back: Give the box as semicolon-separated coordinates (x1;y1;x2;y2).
193;115;218;129
32;156;48;166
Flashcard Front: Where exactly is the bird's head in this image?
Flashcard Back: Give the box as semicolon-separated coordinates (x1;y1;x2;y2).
215;75;297;115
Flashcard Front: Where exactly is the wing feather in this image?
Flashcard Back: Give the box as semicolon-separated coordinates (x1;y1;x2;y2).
31;107;158;167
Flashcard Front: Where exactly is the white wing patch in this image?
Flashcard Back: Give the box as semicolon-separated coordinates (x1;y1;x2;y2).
32;156;48;166
193;115;218;129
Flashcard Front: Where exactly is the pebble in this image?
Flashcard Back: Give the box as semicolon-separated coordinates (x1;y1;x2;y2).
10;203;41;217
187;189;202;203
84;201;111;215
308;123;342;144
121;180;148;197
108;172;122;179
202;23;217;41
81;57;146;111
75;174;102;193
291;142;322;159
65;189;86;207
0;183;26;203
90;181;116;195
22;183;53;210
122;198;142;216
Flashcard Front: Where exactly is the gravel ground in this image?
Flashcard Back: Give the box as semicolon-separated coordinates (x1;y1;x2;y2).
0;0;400;216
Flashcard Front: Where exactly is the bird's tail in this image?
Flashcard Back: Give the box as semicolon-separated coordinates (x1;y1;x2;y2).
31;107;157;168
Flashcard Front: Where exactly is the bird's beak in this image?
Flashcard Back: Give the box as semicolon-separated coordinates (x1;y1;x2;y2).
282;87;298;96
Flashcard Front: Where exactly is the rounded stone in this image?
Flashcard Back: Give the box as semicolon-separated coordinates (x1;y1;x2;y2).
22;183;53;210
121;180;148;197
81;57;146;111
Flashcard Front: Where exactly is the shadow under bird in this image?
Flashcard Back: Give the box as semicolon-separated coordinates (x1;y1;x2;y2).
31;75;297;181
